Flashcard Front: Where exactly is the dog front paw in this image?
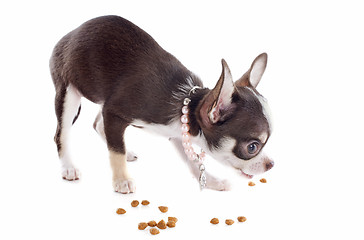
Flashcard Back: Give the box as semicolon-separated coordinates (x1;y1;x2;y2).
113;178;136;194
205;174;231;191
62;167;80;181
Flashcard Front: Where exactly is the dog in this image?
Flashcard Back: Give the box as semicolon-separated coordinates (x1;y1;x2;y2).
50;15;274;193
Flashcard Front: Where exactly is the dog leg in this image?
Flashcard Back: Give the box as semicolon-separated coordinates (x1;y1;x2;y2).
54;84;81;180
93;109;106;140
109;151;135;193
103;109;135;193
169;138;231;191
93;108;138;162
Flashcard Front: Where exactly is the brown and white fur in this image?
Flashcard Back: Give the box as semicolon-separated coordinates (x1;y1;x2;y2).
50;15;274;193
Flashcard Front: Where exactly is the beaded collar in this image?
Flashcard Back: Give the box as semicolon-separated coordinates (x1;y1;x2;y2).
180;86;207;189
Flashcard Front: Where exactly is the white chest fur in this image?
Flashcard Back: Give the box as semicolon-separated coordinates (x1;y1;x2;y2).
131;119;209;151
131;119;182;139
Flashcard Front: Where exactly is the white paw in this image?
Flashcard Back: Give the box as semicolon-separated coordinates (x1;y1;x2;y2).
205;174;231;191
113;178;136;194
62;167;80;181
127;151;138;162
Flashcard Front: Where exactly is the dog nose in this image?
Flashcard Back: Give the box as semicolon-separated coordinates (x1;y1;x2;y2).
265;161;274;171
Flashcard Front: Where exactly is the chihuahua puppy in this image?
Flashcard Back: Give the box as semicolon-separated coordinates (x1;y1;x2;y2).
50;15;274;193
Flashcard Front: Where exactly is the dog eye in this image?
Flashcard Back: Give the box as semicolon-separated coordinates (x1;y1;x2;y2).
247;142;259;155
235;141;263;160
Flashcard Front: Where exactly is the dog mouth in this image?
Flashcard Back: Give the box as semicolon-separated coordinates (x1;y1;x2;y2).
240;170;254;179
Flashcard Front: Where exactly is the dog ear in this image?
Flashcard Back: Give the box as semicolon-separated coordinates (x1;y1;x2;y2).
235;53;267;88
199;59;236;127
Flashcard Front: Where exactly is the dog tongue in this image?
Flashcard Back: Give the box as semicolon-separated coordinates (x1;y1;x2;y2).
241;170;254;179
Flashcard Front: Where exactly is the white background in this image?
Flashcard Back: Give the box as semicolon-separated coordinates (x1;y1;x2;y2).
1;0;363;239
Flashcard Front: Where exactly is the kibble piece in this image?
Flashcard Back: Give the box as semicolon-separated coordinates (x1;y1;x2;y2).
138;222;148;230
148;220;157;227
168;217;178;223
116;208;126;214
260;178;267;183
167;221;176;228
248;181;255;186
131;200;139;207
158;206;168;213
210;218;219;224
150;228;160;235
225;219;234;225
237;216;247;222
141;200;150;206
157;220;167;229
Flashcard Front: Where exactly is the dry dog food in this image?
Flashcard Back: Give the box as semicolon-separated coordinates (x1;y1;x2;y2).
260;178;267;183
157;220;167;229
248;181;255;186
225;219;234;225
237;216;247;222
116;208;126;215
116;201;180;236
158;206;168;213
168;217;178;223
150;228;160;235
148;220;157;227
131;200;139;207
138;222;148;230
167;221;176;228
210;218;219;224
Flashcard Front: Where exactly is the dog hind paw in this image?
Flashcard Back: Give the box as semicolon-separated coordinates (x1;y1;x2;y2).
62;167;80;181
127;151;138;162
113;178;136;194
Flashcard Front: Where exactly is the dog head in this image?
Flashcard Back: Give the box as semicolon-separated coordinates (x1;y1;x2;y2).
196;53;274;178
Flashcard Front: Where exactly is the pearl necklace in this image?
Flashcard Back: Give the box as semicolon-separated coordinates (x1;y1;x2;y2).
180;86;207;189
